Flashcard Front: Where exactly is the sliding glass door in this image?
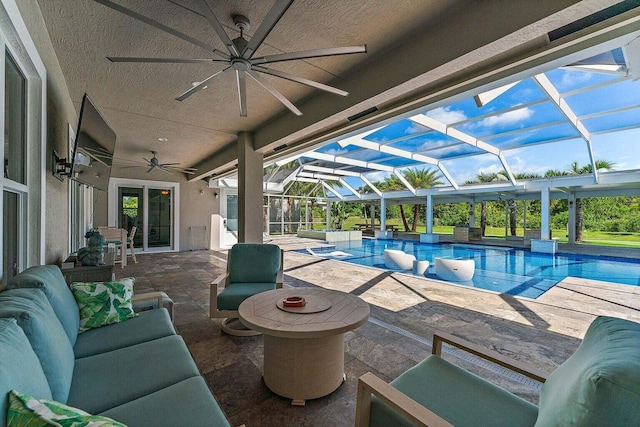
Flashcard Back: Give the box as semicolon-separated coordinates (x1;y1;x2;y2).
147;188;172;249
112;180;177;252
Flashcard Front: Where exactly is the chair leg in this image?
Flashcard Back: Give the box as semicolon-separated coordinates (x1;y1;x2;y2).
129;243;138;263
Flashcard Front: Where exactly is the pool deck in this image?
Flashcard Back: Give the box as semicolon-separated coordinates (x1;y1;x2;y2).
269;235;640;366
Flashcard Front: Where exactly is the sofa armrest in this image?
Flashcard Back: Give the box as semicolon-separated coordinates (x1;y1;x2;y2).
432;331;548;383
132;291;174;321
355;372;452;427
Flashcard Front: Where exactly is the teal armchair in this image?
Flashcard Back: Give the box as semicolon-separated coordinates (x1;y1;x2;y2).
356;316;640;427
210;243;283;336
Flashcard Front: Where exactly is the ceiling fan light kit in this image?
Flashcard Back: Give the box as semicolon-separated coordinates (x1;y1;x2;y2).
141;151;197;175
95;0;366;116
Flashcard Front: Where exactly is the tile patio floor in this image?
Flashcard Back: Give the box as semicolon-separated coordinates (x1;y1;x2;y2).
116;236;640;427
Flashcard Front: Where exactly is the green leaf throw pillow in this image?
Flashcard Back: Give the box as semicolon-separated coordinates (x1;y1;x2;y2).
70;278;137;332
7;390;127;426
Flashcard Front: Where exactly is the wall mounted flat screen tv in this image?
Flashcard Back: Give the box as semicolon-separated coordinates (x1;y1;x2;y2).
70;94;116;192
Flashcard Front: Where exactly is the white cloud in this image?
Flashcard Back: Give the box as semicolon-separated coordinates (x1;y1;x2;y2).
405;123;425;134
322;147;348;156
477;107;533;127
426;106;467;125
362;171;389;183
558;70;592;91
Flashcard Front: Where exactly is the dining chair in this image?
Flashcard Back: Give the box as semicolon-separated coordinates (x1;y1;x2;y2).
127;226;138;264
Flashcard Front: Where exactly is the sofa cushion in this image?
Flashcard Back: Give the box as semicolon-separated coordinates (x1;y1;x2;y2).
0;318;52;427
0;288;74;404
535;316;640;427
228;243;280;283
218;282;277;310
100;377;230;427
7;390;127;427
70;278;137;332
6;265;80;346
370;355;538;427
68;335;200;414
74;308;176;358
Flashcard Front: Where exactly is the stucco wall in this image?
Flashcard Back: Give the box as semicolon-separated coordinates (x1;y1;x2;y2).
17;1;77;265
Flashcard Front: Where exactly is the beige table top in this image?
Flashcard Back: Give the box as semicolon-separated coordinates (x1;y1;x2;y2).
239;288;370;339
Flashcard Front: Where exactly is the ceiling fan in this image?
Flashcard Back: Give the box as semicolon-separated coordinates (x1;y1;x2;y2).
140;151;197;175
94;0;366;116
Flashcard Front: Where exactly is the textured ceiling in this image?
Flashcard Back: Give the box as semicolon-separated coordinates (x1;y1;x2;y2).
35;0;614;181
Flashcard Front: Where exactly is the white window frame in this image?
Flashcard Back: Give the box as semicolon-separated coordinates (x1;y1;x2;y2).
0;0;47;281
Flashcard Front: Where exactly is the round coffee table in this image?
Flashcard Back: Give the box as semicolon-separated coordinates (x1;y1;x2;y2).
238;288;370;406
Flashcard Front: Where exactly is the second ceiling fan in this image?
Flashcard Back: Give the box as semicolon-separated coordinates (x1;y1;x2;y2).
94;0;367;116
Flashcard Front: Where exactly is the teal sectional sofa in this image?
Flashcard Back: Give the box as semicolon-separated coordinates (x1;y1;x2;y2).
0;265;231;427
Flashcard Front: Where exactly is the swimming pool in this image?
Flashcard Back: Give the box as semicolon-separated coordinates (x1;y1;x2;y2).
297;240;640;299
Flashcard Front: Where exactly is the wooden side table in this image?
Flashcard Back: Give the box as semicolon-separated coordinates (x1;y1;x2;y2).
239;288;370;406
61;252;115;284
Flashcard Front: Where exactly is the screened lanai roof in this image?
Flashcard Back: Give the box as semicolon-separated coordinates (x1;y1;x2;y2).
218;37;640;204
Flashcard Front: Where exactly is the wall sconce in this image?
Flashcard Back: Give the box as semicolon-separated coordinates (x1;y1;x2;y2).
214;192;219;199
199;190;204;196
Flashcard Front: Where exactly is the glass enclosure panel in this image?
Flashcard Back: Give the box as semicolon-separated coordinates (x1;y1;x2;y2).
226;194;238;232
148;188;172;248
3;191;18;281
4;53;26;184
118;187;143;248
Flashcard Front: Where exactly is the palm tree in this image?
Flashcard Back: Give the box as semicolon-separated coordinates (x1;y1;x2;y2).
378;175;409;230
402;168;443;231
465;172;505;235
499;172;542;236
545;160;615;241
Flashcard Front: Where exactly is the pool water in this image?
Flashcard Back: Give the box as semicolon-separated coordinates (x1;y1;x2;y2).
297;240;640;299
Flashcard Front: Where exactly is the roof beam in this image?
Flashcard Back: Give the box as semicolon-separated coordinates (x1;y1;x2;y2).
533;73;597;182
622;35;640;80
393;170;416;195
360;175;382;197
339;178;361;198
409;114;501;156
320;181;343;199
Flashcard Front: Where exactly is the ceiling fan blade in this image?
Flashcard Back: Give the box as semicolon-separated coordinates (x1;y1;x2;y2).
92;0;229;60
157;166;175;174
236;70;248;117
107;57;228;64
252;45;367;65
198;0;239;56
159;163;182;166
247;70;302;116
175;66;231;101
253;65;348;96
242;0;294;59
147;166;155;173
165;166;198;174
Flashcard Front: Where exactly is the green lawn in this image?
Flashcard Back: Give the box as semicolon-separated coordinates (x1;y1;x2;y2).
320;217;640;247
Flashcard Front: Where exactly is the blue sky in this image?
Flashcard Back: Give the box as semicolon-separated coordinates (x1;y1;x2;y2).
313;53;640;190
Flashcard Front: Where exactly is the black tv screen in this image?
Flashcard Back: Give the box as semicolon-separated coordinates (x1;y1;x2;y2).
70;94;116;192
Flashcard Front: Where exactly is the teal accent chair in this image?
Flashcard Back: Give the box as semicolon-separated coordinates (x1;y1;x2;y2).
210;243;283;336
355;316;640;427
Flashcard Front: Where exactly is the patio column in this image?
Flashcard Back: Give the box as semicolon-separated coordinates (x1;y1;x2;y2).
531;187;557;254
469;201;476;227
326;201;331;229
541;188;550;240
375;197;392;239
426;194;433;234
567;194;576;244
420;194;439;243
237;131;263;243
